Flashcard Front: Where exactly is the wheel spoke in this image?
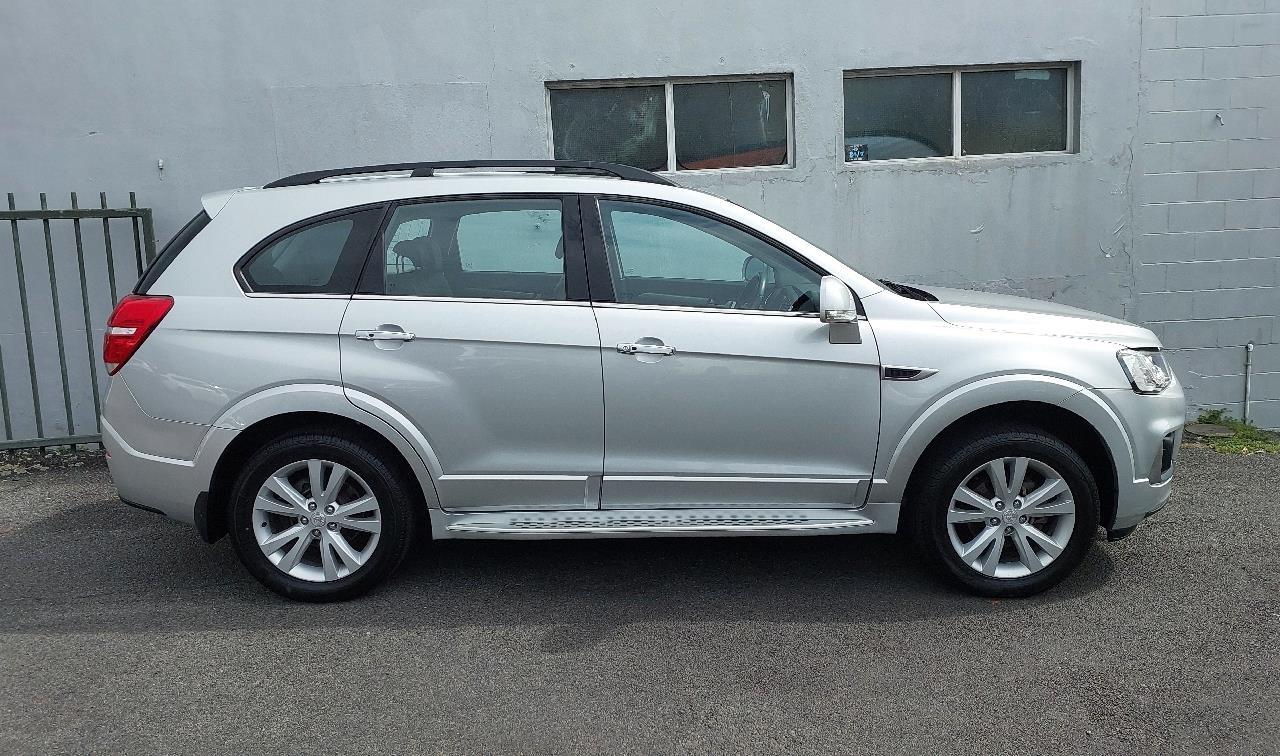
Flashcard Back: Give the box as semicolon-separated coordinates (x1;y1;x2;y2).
278;530;313;572
320;464;349;506
1029;498;1075;517
1024;477;1068;509
328;531;364;571
336;515;381;534
1019;523;1064;558
307;460;325;501
253;495;298;518
335;495;378;518
1012;527;1043;572
320;534;340;581
980;530;1006;575
259;523;306;555
985;460;1009;499
1008;457;1029;497
953;486;998;513
264;475;308;511
960;525;1002;562
947;508;991;524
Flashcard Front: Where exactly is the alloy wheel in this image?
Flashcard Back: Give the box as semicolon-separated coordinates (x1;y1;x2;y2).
252;459;382;582
946;456;1077;579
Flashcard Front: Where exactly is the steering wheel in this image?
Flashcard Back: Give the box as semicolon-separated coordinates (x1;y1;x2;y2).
736;273;766;310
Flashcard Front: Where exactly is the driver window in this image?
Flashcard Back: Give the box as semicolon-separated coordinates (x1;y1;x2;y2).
598;200;821;313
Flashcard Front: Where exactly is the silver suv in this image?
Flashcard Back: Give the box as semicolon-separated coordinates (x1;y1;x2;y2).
101;160;1184;601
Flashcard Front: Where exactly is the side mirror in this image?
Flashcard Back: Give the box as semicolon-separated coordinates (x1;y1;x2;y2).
819;276;859;324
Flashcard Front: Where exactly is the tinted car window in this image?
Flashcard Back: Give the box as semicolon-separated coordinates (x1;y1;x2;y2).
598;200;820;313
134;211;211;294
240;208;382;294
374;199;567;301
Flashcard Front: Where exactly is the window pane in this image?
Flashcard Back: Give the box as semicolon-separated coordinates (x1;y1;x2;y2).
379;199;565;301
550;86;667;171
242;211;378;294
961;68;1068;155
457;206;563;273
599;200;820;313
674;80;788;170
843;73;952;161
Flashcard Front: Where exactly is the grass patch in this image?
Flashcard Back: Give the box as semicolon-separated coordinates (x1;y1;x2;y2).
1194;409;1280;454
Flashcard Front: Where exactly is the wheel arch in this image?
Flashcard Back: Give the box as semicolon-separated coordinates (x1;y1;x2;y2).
200;407;439;544
898;401;1118;532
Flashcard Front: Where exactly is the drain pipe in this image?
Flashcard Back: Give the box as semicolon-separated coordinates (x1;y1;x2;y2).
1243;342;1254;424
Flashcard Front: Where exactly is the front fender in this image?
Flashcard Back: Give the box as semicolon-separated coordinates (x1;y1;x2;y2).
870;373;1132;504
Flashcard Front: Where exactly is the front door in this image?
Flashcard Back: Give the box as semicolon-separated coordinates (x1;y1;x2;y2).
585;198;881;509
340;195;603;511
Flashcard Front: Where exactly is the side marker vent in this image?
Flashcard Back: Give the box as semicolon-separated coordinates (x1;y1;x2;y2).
882;366;937;381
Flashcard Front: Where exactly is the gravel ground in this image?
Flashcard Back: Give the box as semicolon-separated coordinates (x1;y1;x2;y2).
0;445;1277;755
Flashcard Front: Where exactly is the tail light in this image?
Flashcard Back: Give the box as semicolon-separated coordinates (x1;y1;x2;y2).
103;294;173;375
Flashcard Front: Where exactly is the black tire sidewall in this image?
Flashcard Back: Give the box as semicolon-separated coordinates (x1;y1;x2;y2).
914;428;1100;597
228;432;415;602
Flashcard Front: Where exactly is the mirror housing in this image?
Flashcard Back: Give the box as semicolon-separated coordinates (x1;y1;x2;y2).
819;275;859;324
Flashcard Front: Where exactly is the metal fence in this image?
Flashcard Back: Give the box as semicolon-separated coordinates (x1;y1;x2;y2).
0;192;156;450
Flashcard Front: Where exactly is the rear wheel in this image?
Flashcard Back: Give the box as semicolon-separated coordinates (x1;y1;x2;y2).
228;431;416;601
908;424;1100;597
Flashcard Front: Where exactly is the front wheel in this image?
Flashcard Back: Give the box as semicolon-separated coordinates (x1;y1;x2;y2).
908;425;1100;597
227;431;417;602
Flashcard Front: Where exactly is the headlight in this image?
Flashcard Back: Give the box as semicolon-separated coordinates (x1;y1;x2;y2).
1117;348;1172;394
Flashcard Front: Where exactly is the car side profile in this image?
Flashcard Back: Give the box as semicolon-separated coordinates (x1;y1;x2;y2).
101;160;1184;601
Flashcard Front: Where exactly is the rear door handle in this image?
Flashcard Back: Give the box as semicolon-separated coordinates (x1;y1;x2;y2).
355;329;415;342
617;343;675;356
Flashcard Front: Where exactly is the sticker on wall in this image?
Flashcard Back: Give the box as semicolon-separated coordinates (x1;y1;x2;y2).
847;143;868;161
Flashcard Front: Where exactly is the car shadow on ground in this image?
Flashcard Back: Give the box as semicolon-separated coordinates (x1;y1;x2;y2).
0;496;1115;647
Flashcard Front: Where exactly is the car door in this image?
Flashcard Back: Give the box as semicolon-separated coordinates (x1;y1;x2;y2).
584;197;881;509
340;194;604;511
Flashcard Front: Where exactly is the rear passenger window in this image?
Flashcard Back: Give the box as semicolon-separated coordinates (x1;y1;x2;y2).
371;198;568;301
240;208;382;294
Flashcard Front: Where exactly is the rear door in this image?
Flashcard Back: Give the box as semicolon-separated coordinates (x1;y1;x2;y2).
340;195;604;511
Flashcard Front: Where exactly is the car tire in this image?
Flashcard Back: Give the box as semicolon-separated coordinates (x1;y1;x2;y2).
227;430;417;602
907;423;1100;598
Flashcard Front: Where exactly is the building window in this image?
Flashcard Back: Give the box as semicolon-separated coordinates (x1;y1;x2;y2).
548;76;792;172
843;64;1076;162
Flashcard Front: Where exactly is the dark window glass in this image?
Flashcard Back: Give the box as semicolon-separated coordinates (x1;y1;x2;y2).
961;68;1068;155
241;208;380;294
843;73;952;161
550;86;667;171
376;199;566;301
674;80;788;170
598;200;820;313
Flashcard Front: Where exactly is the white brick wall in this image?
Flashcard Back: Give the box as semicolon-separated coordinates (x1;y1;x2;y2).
1137;0;1280;426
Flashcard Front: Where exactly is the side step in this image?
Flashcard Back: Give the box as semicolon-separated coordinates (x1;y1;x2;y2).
436;508;878;539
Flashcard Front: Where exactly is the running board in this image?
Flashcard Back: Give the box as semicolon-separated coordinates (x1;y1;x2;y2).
433;507;887;539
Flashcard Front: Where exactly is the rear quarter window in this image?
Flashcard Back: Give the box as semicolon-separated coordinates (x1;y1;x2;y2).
238;207;384;294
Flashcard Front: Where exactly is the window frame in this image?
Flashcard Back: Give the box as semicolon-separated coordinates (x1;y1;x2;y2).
580;193;832;318
545;74;796;175
353;192;591;304
236;203;391;296
842;61;1079;165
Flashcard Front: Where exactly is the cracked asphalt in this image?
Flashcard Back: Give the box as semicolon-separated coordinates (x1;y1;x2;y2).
0;445;1277;755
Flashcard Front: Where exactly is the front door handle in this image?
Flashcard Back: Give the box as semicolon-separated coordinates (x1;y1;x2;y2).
617;342;675;356
355;329;415;342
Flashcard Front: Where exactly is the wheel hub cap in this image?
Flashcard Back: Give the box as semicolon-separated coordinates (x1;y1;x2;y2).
945;455;1077;579
251;459;383;583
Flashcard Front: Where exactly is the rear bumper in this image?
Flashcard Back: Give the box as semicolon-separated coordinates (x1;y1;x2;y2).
100;379;237;527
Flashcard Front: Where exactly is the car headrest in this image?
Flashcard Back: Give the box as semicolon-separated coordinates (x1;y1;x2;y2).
392;236;441;272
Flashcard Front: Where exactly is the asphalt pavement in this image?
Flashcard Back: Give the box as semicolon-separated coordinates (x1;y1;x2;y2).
0;445;1277;754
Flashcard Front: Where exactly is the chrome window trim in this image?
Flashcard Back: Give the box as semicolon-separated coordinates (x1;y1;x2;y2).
350;294;590;307
591;301;823;318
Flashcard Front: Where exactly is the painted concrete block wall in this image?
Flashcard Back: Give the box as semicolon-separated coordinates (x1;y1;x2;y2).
1137;0;1280;427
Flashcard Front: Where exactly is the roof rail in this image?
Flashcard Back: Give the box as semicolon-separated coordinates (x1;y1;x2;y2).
262;160;676;189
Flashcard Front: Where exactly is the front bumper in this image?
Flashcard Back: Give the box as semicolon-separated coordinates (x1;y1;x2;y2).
1067;384;1185;533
